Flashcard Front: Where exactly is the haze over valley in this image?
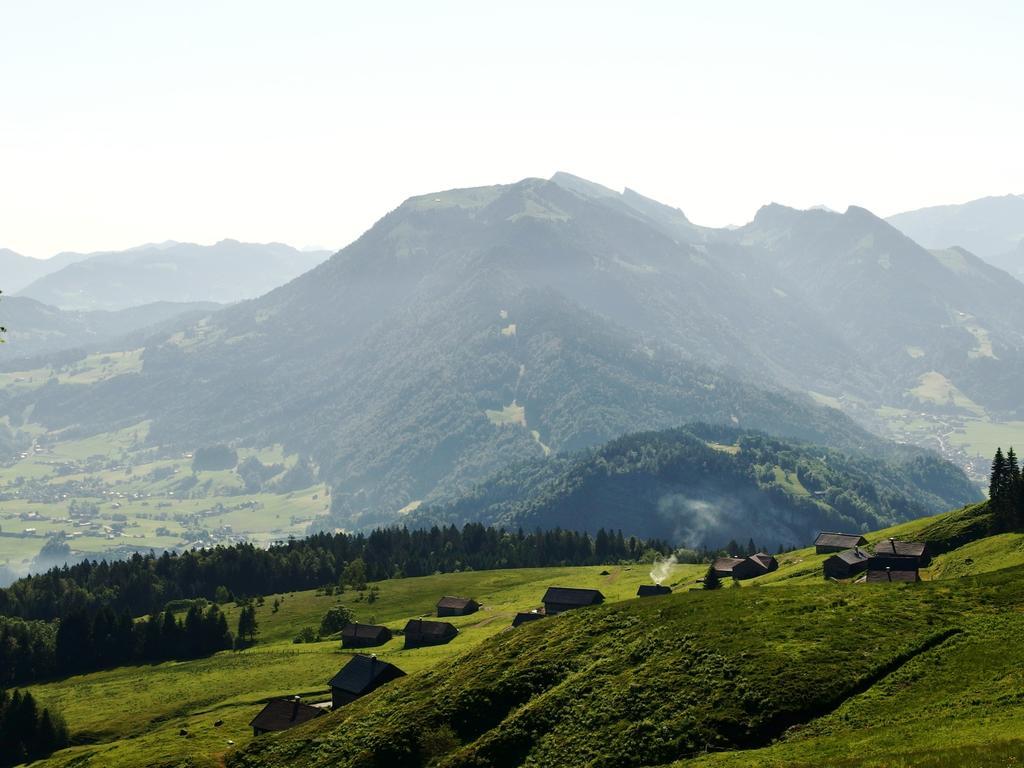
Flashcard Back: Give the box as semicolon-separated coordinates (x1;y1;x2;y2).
4;172;1022;573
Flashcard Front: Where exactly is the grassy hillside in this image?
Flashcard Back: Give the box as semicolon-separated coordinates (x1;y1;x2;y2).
22;564;700;768
18;502;1024;768
228;564;1024;768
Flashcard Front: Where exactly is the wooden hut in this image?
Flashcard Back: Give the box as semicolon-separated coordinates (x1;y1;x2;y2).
250;697;324;737
637;584;672;597
541;587;605;615
341;623;392;649
871;538;930;566
436;596;480;617
511;610;547;627
327;654;406;708
747;552;779;573
403;618;458;648
814;532;869;554
823;547;870;579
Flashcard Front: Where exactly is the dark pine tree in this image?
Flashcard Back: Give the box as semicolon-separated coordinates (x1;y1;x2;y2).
703;565;722;590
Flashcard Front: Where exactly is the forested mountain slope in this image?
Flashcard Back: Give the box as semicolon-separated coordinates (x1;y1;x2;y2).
412;424;979;545
0;295;220;361
3;175;1005;529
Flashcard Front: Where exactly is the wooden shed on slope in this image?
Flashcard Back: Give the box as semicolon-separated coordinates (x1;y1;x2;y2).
512;610;547;627
871;538;931;566
436;596;480;617
542;587;605;615
341;622;392;649
731;555;775;581
637;584;672;597
250;697;324;737
823;547;871;579
327;654;406;708
403;618;458;648
815;532;869;554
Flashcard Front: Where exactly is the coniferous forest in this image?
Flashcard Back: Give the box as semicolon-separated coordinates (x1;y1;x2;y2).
0;688;69;767
0;524;665;623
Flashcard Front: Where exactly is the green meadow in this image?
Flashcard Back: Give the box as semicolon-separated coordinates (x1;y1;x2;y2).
15;501;1024;768
24;563;700;768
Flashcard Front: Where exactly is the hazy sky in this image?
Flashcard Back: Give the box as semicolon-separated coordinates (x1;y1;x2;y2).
2;1;1022;258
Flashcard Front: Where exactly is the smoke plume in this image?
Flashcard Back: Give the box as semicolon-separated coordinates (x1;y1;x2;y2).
649;553;678;585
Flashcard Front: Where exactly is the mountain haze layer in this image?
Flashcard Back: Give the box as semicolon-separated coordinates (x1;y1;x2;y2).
887;194;1024;277
16;240;331;311
3;174;1009;533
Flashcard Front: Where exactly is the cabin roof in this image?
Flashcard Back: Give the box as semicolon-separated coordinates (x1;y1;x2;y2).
542;587;605;606
711;557;747;572
830;547;871;565
815;532;868;548
437;596;478;610
328;654;405;694
748;552;777;569
341;623;389;640
872;539;927;558
637;584;672;596
512;611;547;626
403;618;457;638
249;698;323;732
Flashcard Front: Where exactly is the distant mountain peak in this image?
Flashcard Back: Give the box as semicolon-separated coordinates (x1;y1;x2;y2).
549;171;620;199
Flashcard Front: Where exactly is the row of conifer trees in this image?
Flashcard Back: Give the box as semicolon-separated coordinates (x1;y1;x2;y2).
1;601;233;686
989;447;1024;532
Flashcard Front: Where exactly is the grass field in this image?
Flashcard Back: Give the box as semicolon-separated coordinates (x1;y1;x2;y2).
226;560;1024;768
15;500;1024;768
24;562;703;768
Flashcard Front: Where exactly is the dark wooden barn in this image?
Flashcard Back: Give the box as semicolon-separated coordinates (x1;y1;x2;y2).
711;557;747;577
541;587;605;615
823;547;870;579
327;654;406;708
865;566;920;583
436;596;480;617
403;618;458;648
871;538;930;566
249;697;324;736
637;584;672;597
341;622;392;648
814;532;869;554
512;610;547;627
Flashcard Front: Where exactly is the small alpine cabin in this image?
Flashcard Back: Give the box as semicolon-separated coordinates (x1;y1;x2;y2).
541;587;605;615
403;618;458;648
341;622;392;648
823;547;871;579
637;584;672;597
250;697;324;737
327;654;406;708
436;596;480;617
